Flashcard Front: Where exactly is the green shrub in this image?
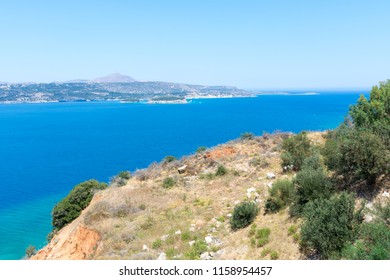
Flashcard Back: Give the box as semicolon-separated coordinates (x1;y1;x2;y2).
375;199;390;226
215;165;228;176
270;251;279;260
117;171;132;180
301;153;323;171
241;132;255;140
349;80;390;147
152;239;162;249
185;240;208;260
181;231;191;241
255;228;271;248
341;222;390;260
256;228;271;239
281;132;312;171
264;179;295;213
230;201;259;230
162;177;176;189
300;192;356;259
261;248;271;257
25;245;37;258
248;224;257;236
326;129;389;186
288;225;298;236
290;167;333;216
164;155;177;163
196;146;207;153
52;179;107;230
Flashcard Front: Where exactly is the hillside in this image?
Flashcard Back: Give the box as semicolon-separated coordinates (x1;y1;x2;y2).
31;132;322;260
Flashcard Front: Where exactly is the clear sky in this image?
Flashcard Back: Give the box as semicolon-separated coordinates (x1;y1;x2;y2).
1;0;389;89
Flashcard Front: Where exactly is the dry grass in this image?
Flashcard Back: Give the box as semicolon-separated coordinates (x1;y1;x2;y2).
42;132;317;260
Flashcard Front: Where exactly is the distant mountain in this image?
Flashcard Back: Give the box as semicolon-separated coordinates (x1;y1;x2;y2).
92;73;136;83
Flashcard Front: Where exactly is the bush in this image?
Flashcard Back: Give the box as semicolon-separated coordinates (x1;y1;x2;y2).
152;239;162;249
300;192;356;259
215;165;228;176
196;146;207;153
52;179;107;230
117;171;131;180
164;155;177;163
25;245;37;258
264;179;295;213
301;153;323;171
325;129;389;186
162;177;175;189
110;170;132;187
349;80;390;147
341;222;390;260
230;201;259;230
281;132;312;171
241;132;255;140
290;167;333;216
270;251;279;260
185;240;208;260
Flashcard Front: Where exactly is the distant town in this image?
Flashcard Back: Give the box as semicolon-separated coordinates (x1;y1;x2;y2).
0;73;254;104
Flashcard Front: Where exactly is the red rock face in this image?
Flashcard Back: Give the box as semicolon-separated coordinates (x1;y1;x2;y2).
31;225;100;260
205;147;236;160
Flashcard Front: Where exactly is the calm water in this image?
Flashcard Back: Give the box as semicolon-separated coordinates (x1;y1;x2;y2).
0;92;367;259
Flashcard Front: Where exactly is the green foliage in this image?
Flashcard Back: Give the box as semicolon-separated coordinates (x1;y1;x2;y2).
270;251;279;260
117;171;132;180
375;199;390;226
181;231;191;241
323;82;390;187
300;192;356;259
265;179;295;213
290;167;333;216
288;225;298;236
241;132;255;140
185;240;208;260
215;165;228;176
110;170;132;187
52;179;107;230
301;153;323;171
341;222;390;260
350;81;390;146
152;239;162;249
331;129;388;185
248;223;257;236
162;177;176;189
196;146;207;153
281;132;312;171
164;155;177;163
25;245;37;258
230;201;259;230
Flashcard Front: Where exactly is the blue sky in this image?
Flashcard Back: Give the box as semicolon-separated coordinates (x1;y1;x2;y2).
1;0;389;89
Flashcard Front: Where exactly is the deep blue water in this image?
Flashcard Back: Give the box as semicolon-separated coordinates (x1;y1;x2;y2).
0;92;368;259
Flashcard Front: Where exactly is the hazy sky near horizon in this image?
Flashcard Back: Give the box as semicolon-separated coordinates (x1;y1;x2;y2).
1;0;389;89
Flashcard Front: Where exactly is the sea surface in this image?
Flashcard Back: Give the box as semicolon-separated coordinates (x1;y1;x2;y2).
0;92;368;259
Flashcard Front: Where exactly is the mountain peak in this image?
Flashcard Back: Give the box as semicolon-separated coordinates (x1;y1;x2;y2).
92;73;136;83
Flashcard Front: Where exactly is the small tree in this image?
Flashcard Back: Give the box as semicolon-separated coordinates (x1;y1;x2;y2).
230;201;259;230
300;192;356;259
264;179;295;213
281;132;312;171
52;179;107;230
290;167;333;216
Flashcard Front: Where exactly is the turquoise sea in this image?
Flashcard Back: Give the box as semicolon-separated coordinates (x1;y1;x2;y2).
0;92;368;259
